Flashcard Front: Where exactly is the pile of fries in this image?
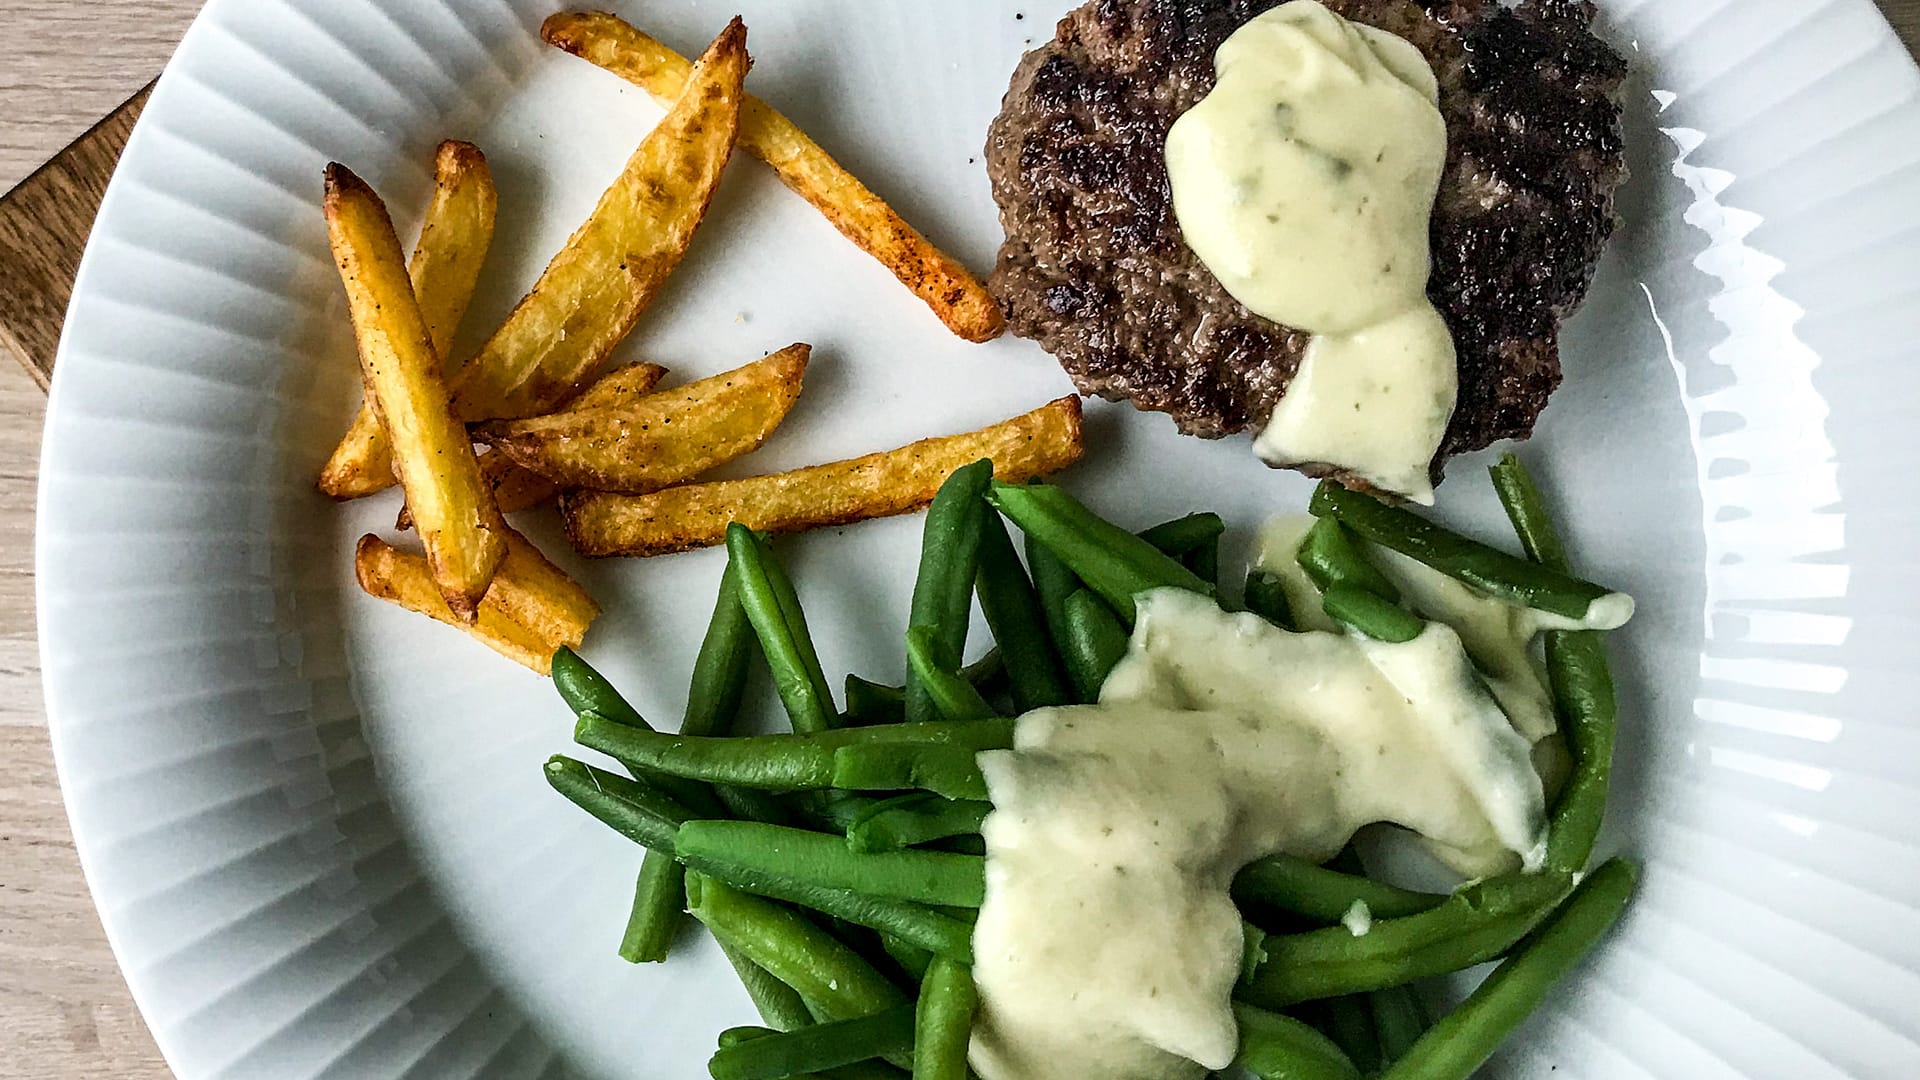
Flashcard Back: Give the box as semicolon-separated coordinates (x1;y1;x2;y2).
325;15;1084;673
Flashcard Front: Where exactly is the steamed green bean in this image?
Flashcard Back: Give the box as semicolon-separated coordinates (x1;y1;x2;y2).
906;460;994;724
988;481;1214;622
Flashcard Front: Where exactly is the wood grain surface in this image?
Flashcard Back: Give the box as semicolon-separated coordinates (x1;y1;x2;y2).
0;90;149;390
0;3;1916;1078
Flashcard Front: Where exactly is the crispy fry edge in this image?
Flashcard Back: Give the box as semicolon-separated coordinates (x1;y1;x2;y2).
318;141;497;500
539;11;1004;343
324;163;507;620
559;395;1085;557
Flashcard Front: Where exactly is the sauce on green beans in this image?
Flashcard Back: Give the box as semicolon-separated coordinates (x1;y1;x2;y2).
968;589;1549;1080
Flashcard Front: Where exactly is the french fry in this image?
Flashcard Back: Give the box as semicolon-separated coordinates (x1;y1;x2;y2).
446;18;749;424
562;396;1084;557
482;528;602;648
475;344;809;494
320;140;497;499
325;163;507;619
564;360;673;412
484;451;566;516
354;535;595;674
401;362;673;528
542;12;1003;344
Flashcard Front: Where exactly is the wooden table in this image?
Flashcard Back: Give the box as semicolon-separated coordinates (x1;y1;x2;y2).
2;2;1917;1076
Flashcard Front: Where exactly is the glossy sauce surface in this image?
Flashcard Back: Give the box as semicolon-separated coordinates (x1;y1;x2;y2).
1166;0;1456;501
968;589;1548;1080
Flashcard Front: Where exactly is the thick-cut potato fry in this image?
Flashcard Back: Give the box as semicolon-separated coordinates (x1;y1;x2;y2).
483;528;602;648
542;12;1004;343
354;535;594;674
562;396;1084;557
475;344;809;494
446;19;749;424
401;362;673;528
320;141;497;500
484;452;565;516
566;360;674;412
325;163;507;619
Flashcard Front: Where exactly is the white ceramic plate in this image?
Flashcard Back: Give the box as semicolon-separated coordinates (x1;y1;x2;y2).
36;1;1920;1076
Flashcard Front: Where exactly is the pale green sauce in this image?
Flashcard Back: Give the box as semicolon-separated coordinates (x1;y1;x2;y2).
968;589;1548;1080
1165;1;1456;502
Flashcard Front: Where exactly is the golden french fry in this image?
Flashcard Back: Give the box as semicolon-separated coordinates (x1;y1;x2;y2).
447;18;749;424
354;535;555;673
542;12;1004;343
354;533;595;673
484;528;602;649
399;362;673;528
475;344;809;494
563;396;1084;557
566;360;673;412
484;452;565;516
320;140;497;499
325;163;507;619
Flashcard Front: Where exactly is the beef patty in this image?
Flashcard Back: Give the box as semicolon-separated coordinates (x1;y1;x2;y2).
985;0;1627;478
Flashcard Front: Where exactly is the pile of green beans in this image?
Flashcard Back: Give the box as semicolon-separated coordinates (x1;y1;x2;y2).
538;457;1636;1080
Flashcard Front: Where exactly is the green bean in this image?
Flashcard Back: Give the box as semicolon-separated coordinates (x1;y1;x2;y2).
677;821;986;908
1239;872;1573;1008
847;795;990;854
623;565;762;962
844;676;907;726
1243;570;1296;630
1310;481;1618;622
715;785;798;827
686;563;760;735
1324;997;1382;1076
708;1004;917;1080
542;754;694;852
913;958;978;1080
1541;631;1616;873
719;1025;776;1049
906;460;994;724
575;716;1015;791
681;852;975;961
790;791;887;833
1320;583;1424;644
1489;454;1620;874
1488;453;1570;571
1377;859;1638;1080
1060;589;1130;702
728;523;838;734
552;646;646;727
1139;512;1226;588
1298;517;1401;602
987;481;1214;622
976;510;1074;712
686;873;908;1022
1139;512;1227;559
619;852;685;963
1190;534;1222;588
831;744;990;801
1026;535;1081;644
1233;1002;1363;1080
935;833;986;857
1232;854;1446;925
844;654;1006;728
905;627;999;723
880;932;935;984
1367;985;1429;1062
718;940;815;1032
549;650;728;816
